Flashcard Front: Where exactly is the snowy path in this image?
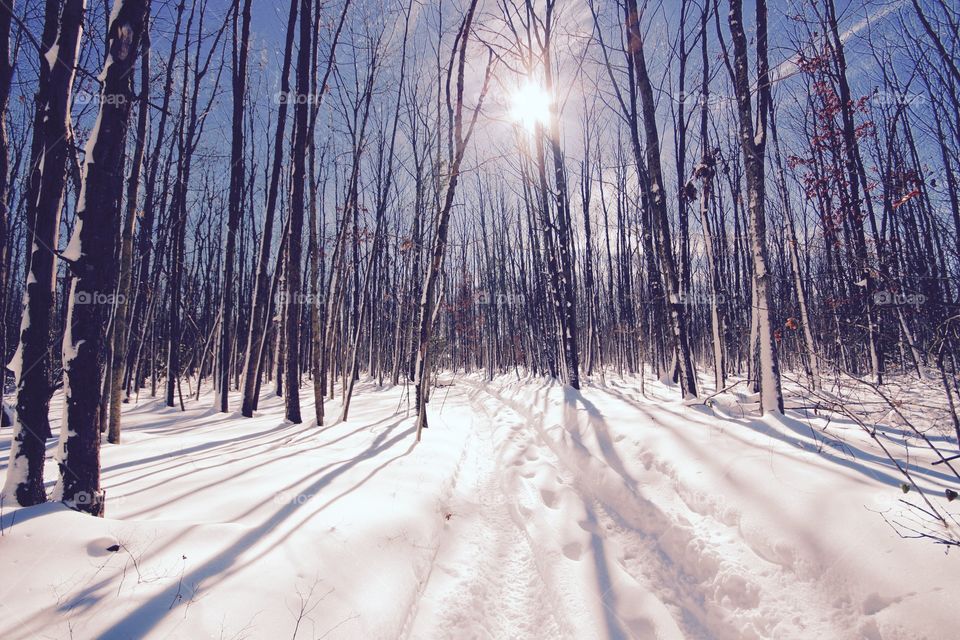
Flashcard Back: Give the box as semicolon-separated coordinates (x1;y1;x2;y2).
1;375;958;639
407;382;691;640
405;387;567;639
412;378;959;640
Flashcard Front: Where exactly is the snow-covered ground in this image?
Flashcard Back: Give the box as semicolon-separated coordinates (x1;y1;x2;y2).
1;374;957;639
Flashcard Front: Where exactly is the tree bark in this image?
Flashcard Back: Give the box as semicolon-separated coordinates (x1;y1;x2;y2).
2;0;85;507
240;0;297;417
218;0;252;413
283;0;313;424
727;0;783;413
58;0;149;516
108;21;151;443
624;0;698;398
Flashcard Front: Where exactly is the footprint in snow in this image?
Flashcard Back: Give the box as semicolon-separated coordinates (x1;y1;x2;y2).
539;488;559;508
562;542;583;560
577;519;601;534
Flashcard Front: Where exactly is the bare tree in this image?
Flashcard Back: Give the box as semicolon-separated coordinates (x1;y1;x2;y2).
2;0;86;507
624;0;698;398
414;0;493;439
57;0;150;515
218;0;252;413
282;0;314;423
726;0;783;413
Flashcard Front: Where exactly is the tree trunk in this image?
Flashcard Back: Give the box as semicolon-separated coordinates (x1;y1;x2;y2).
283;0;313;424
414;0;490;439
2;0;85;507
108;23;151;444
0;0;12;403
624;0;698;398
728;0;783;413
57;0;149;516
240;0;297;417
218;0;252;413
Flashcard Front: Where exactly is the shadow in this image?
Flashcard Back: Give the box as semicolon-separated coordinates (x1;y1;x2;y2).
78;423;417;639
108;424;325;502
101;421;302;477
0;501;70;531
601;380;960;492
769;411;960;489
471;378;733;638
0;435;58;473
563;387;642;494
583;503;631;640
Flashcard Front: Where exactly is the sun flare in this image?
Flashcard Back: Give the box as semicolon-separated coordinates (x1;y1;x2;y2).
510;81;552;131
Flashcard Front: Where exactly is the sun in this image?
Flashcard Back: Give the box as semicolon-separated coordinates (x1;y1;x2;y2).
510;81;552;131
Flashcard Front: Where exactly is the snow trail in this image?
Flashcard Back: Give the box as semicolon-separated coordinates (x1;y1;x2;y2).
464;380;715;639
445;377;952;640
405;387;567;639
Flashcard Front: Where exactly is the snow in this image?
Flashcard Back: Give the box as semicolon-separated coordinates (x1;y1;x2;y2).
43;44;59;71
5;313;25;386
108;0;124;26
1;374;957;639
2;263;41;499
0;422;28;501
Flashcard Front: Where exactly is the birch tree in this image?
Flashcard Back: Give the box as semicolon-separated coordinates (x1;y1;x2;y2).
58;0;150;515
727;0;783;413
2;0;85;507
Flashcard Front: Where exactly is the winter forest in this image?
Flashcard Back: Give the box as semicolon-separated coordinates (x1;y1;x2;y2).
0;0;959;637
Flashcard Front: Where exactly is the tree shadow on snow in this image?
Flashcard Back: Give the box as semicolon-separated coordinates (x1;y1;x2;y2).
67;420;417;639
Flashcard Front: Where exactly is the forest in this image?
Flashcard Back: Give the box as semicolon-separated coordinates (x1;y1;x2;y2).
0;0;958;638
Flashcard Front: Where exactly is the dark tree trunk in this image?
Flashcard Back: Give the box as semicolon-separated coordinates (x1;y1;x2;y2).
414;0;491;440
624;0;698;398
125;0;185;400
219;0;252;413
3;0;85;507
59;0;149;516
0;0;12;399
283;0;313;424
240;0;297;417
108;21;151;444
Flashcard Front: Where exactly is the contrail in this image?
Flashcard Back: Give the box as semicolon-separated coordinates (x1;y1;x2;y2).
770;0;906;85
